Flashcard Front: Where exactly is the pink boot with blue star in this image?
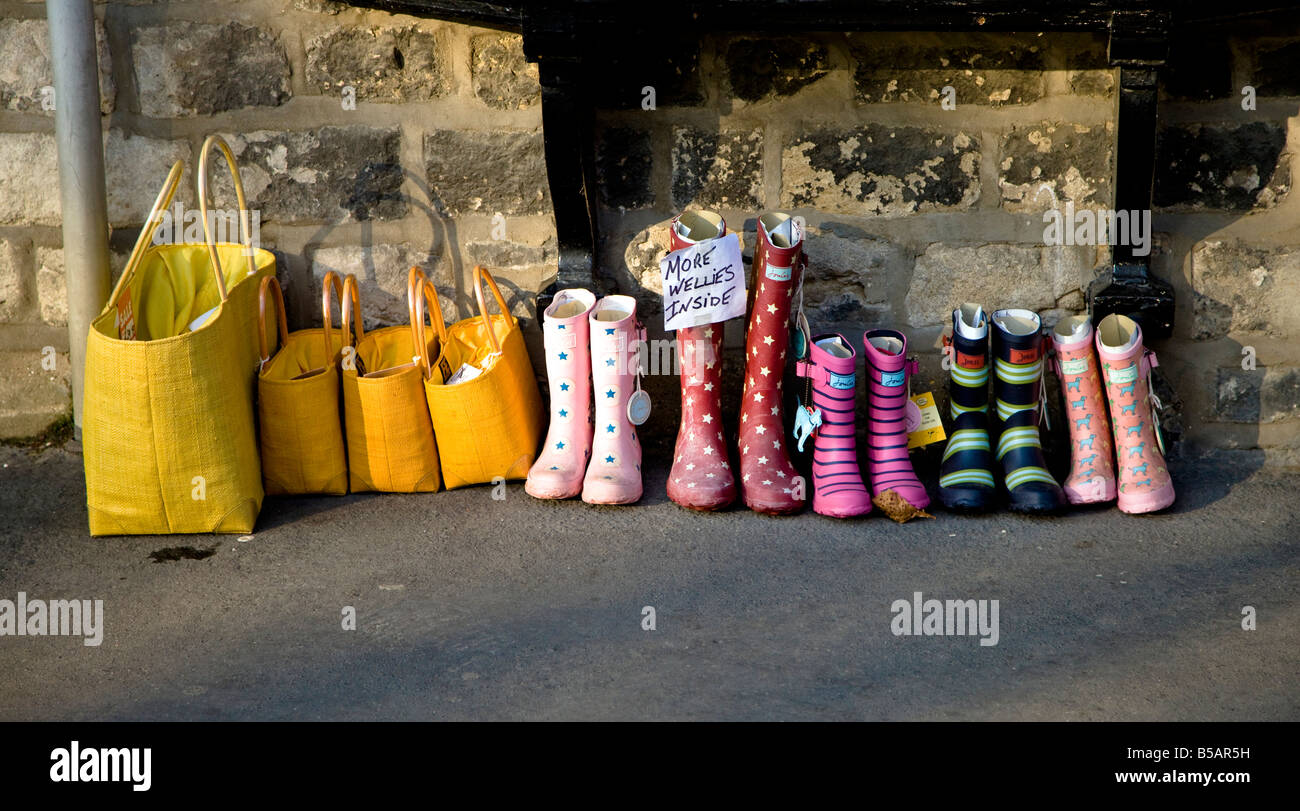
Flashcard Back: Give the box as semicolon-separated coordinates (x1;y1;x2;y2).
582;295;644;505
526;289;597;500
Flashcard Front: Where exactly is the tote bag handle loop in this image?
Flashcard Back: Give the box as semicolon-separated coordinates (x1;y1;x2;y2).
197;134;258;302
321;271;345;363
110;160;184;309
471;265;512;356
409;267;448;380
340;274;365;348
257;275;289;366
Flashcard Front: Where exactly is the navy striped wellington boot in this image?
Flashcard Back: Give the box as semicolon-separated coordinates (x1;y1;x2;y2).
938;303;997;512
991;308;1066;514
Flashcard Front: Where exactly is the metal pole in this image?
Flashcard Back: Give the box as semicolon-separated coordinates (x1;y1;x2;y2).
47;0;110;440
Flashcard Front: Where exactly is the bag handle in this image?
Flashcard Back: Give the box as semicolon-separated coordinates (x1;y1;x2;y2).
321;271;345;363
257;275;288;367
471;265;511;355
409;267;448;380
406;266;422;336
196;134;258;302
110;160;185;310
340;273;365;347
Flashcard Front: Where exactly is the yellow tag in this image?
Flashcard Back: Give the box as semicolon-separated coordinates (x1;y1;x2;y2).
906;391;946;450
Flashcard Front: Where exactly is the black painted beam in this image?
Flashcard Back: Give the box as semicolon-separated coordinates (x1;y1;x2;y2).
343;1;1288;32
1087;9;1176;339
522;3;598;302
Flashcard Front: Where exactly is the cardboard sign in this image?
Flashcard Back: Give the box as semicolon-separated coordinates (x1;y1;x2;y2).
660;233;745;331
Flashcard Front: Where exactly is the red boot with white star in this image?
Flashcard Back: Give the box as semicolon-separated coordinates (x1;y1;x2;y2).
738;212;806;515
666;211;736;510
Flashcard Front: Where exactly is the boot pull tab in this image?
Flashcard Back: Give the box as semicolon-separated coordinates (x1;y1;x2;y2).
627;321;651;426
1045;339;1063;379
1142;348;1163;410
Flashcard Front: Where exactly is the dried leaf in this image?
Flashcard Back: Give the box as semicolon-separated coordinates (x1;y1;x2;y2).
872;489;934;524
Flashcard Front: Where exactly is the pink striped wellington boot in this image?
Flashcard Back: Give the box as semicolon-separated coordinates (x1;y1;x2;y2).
797;333;872;518
862;329;930;511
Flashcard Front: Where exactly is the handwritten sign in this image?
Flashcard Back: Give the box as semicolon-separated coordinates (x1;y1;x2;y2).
660;233;745;331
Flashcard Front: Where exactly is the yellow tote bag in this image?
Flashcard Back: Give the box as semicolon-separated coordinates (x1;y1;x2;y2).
340;269;442;493
256;273;349;496
83;135;275;535
415;265;544;489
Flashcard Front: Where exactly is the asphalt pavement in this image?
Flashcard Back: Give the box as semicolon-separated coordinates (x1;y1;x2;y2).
0;441;1296;720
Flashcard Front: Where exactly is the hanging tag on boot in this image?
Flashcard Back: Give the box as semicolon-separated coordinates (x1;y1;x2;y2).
1146;358;1167;457
1151;396;1167;457
627;381;651;426
792;310;820;452
906;392;946;450
793;398;822;452
627;322;651;425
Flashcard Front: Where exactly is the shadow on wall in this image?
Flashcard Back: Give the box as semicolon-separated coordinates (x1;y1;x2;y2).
1146;12;1300;495
285;166;536;332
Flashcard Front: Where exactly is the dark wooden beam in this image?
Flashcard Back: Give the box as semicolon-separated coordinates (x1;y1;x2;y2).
1087;9;1176;339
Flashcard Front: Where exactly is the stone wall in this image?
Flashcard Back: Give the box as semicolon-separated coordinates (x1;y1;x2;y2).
0;0;554;437
2;4;1298;468
594;24;1300;468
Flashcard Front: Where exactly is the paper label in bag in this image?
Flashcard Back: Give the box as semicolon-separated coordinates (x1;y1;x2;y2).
446;363;483;385
188;305;219;333
660;233;745;331
116;291;136;341
906;391;946;450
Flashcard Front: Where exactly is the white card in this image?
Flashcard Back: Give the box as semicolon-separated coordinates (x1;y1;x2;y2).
660;233;745;331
